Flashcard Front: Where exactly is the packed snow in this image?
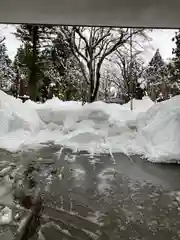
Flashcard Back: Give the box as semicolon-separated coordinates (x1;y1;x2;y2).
0;89;180;163
122;96;154;113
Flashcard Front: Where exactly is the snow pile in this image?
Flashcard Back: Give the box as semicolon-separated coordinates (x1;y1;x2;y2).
0;90;45;151
29;100;138;155
34;95;180;162
122;96;154;112
1;89;180;163
35;98;82;126
135;96;180;162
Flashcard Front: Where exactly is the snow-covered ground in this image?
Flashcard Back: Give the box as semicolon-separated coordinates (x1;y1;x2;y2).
0;90;180;163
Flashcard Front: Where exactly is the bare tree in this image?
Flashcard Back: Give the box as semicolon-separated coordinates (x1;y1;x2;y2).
60;26;147;102
115;49;144;96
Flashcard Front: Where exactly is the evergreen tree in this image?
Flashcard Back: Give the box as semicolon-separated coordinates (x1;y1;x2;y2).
0;42;15;91
170;30;180;89
172;31;180;78
157;30;180;99
13;44;30;95
15;24;55;100
146;49;167;82
145;49;169;100
41;32;84;101
14;25;84;101
14;44;30;79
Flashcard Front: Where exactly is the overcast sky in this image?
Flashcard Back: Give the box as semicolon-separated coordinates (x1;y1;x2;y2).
0;24;176;63
146;29;176;62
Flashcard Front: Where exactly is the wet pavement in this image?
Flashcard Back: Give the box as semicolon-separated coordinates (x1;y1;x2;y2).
0;144;180;239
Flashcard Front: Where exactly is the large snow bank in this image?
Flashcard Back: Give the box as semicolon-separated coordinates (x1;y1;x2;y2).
135;96;180;162
0;91;45;151
1;89;180;163
28;100;138;155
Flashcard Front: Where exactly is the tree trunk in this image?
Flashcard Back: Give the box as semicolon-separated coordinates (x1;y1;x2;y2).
64;88;71;101
15;69;20;98
28;26;39;101
150;86;157;102
28;81;38;101
19;79;25;97
90;71;100;102
87;62;95;103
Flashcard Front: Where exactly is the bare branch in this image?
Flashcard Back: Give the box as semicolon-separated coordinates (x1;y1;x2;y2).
93;29;111;49
61;27;89;83
60;26;149;101
74;27;91;59
0;37;5;44
61;26;88;63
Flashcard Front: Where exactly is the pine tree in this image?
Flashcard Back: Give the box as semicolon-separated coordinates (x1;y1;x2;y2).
41;32;84;101
172;30;180;73
14;25;84;101
13;43;40;97
0;42;15;91
15;25;40;100
146;49;167;82
145;49;169;100
171;30;180;87
157;30;180;99
15;24;55;101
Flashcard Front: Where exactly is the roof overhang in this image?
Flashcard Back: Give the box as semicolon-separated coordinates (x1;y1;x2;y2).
0;0;180;28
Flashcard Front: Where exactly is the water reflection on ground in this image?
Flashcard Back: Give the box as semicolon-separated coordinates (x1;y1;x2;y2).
0;145;180;239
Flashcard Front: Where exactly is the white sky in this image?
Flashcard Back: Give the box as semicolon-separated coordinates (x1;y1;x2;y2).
146;29;176;62
0;24;176;63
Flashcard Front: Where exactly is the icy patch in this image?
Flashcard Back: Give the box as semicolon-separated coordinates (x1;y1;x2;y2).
72;168;86;181
86;211;105;226
97;168;116;194
97;181;112;194
0;207;12;225
98;168;116;181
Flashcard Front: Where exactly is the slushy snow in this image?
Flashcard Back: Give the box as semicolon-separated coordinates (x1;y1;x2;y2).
0;89;179;163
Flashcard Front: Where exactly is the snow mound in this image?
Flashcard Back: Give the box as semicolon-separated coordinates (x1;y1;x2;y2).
36;98;82;126
29;100;138;155
1;89;180;163
122;96;154;112
33;95;180;162
0;90;45;151
135;96;180;162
